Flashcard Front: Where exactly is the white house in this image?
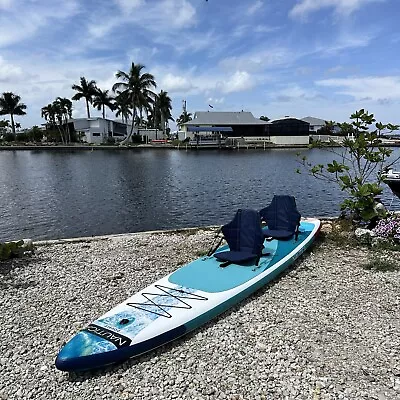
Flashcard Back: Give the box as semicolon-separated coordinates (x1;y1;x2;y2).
71;118;127;144
301;117;327;133
71;118;169;144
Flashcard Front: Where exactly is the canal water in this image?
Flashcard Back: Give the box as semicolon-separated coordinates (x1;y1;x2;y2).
1;148;399;241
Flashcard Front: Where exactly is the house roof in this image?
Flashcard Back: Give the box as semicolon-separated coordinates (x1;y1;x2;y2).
301;116;327;126
270;117;309;124
184;111;270;126
187;126;233;132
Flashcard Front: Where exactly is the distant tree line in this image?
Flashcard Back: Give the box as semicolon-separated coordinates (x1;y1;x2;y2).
0;60;198;144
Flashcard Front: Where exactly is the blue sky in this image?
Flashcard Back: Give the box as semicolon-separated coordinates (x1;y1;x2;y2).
1;0;400;128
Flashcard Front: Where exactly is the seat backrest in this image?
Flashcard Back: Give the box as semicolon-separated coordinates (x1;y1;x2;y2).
260;195;301;232
221;209;264;255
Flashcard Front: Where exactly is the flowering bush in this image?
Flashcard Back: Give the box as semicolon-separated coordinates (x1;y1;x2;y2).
372;217;400;240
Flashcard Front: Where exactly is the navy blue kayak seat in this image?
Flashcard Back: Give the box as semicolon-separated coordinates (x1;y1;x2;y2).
260;195;301;240
214;209;264;265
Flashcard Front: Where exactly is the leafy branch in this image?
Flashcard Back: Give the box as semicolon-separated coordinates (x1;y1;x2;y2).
298;109;400;221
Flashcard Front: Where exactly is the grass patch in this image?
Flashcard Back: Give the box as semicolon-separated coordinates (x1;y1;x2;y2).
372;240;400;252
360;256;400;272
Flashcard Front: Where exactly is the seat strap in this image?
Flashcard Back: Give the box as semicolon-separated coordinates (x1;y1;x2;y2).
207;228;223;256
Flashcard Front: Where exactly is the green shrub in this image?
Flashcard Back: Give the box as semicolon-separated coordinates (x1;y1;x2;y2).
0;240;34;260
298;109;400;222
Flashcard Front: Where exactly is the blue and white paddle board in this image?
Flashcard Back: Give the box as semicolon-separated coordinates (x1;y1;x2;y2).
55;219;320;371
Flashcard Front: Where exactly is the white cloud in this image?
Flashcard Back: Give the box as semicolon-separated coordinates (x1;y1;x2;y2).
152;64;258;97
87;19;121;40
316;31;374;55
0;1;80;47
84;0;198;57
114;0;144;14
164;0;196;28
0;0;11;9
111;0;196;32
169;30;221;54
207;97;225;105
316;76;400;102
290;0;383;18
272;84;322;102
247;0;263;15
0;56;23;82
219;48;292;72
0;54;123;127
160;73;195;93
217;71;256;94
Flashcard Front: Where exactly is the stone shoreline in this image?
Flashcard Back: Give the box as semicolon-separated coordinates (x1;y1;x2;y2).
0;226;399;399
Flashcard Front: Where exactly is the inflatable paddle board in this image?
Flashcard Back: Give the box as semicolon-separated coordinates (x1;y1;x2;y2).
55;219;320;371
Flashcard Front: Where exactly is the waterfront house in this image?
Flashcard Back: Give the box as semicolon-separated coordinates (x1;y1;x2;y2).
268;117;310;145
183;111;270;146
184;111;269;136
71;118;127;144
183;111;310;146
71;118;165;144
301;116;343;143
301;116;327;133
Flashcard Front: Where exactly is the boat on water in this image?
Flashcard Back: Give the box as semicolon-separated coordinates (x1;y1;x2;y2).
382;169;400;198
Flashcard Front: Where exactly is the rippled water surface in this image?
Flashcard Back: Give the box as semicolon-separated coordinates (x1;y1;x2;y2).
1;148;399;241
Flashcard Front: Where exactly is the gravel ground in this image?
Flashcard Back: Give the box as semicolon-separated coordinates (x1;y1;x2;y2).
0;226;399;400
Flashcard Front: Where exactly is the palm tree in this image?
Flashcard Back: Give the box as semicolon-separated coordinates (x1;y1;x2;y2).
114;91;132;124
71;77;97;118
0;92;27;134
41;98;73;143
93;88;114;119
41;102;64;143
176;111;192;130
41;104;56;127
157;90;174;136
56;97;73;142
41;103;57;129
112;62;157;141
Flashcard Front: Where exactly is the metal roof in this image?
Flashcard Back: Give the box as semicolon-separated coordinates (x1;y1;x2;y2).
187;126;233;132
301;116;327;125
271;117;309;124
184;111;270;126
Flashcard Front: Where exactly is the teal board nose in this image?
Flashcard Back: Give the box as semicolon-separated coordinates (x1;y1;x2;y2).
55;331;117;371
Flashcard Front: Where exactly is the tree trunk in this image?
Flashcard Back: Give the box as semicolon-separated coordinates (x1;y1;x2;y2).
10;113;15;135
120;103;136;145
130;101;136;136
102;105;105;119
86;99;91;118
161;113;166;138
65;115;71;143
57;123;65;144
